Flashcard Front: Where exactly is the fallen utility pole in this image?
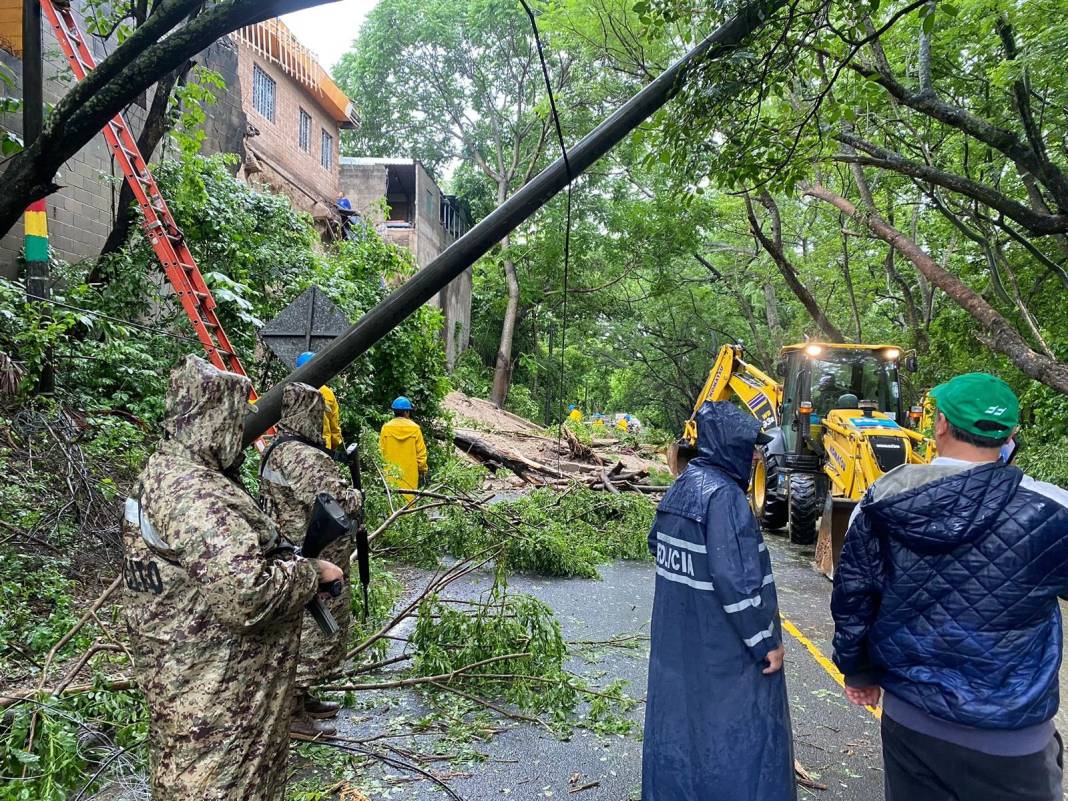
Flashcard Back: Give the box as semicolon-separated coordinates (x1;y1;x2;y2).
243;0;786;446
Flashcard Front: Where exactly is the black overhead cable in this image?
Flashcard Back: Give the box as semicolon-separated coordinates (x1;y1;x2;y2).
28;294;211;348
518;0;572;442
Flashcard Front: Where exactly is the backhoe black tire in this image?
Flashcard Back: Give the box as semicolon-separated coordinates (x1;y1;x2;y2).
750;452;788;531
761;494;789;532
788;473;820;545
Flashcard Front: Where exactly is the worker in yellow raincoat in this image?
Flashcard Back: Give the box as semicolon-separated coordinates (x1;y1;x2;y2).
568;404;583;423
379;396;427;503
296;351;343;450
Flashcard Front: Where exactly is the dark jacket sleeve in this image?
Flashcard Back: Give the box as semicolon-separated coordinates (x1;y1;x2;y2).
831;501;884;684
706;487;780;664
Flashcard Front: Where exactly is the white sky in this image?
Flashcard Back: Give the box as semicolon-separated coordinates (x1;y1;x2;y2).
282;0;380;71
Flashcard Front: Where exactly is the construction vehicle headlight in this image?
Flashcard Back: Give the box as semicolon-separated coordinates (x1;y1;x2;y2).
884;348;900;360
909;405;922;419
799;401;814;414
805;344;823;357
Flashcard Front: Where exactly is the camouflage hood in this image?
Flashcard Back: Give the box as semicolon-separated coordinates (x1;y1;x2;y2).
163;355;252;471
278;382;325;445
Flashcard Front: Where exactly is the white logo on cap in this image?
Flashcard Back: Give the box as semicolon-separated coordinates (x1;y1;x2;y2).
984;406;1007;416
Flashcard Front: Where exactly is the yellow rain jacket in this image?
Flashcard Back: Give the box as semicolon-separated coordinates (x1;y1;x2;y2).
379;416;428;501
319;385;343;450
568;408;583;423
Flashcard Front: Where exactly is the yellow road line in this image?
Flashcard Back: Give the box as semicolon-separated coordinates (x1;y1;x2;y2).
780;614;881;720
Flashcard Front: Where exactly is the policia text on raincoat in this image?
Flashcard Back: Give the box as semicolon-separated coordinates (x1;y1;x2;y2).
643;401;795;801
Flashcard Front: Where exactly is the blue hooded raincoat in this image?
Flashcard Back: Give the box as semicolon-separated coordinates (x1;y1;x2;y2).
642;401;796;801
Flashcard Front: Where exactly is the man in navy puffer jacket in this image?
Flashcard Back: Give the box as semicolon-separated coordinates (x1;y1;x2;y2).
832;373;1068;801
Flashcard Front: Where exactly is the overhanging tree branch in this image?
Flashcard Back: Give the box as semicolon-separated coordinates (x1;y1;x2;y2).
846;49;1068;213
804;182;1068;395
0;0;339;238
831;132;1068;235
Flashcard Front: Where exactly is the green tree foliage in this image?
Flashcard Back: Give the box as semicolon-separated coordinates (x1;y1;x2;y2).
395;0;1068;477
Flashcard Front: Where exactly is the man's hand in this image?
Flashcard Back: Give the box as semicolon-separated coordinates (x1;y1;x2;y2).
315;559;343;585
763;645;785;675
844;685;880;707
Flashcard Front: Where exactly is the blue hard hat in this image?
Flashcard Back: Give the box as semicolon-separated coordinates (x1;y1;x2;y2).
295;351;316;368
624;414;632;420
568;404;576;411
391;396;414;411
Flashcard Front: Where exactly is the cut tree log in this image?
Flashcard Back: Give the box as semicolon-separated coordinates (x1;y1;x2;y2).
452;430;567;481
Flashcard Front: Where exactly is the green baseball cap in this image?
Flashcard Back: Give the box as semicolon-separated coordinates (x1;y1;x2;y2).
929;372;1019;439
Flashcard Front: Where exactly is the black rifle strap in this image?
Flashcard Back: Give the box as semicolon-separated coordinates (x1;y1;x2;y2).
259;432;334;478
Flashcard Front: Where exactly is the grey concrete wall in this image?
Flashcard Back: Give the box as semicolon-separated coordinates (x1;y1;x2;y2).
339;162;388;223
340;159;472;368
0;12;245;279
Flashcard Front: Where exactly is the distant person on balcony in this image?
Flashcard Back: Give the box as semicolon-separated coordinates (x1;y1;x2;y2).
336;192;355;239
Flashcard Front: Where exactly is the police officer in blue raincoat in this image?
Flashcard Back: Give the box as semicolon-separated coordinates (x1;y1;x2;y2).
643;401;795;801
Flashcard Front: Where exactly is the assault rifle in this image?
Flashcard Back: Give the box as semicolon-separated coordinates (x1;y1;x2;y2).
275;492;353;636
337;441;371;620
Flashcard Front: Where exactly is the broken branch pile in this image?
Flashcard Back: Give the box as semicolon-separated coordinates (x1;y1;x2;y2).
451;430;665;494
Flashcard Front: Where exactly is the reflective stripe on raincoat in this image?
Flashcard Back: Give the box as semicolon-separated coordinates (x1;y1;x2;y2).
642;400;796;801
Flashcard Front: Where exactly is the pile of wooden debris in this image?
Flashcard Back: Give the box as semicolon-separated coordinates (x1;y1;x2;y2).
442;392;668;494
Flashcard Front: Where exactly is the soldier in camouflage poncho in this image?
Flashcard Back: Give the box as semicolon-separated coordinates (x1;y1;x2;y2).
121;356;338;801
260;382;361;734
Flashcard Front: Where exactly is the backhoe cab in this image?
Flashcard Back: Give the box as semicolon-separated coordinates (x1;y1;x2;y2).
671;342;931;577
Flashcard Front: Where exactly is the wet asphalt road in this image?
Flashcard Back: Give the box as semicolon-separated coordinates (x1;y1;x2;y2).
327;534;1068;800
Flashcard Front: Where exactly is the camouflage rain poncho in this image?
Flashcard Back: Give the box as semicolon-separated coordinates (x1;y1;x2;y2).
260;382;361;686
122;355;319;801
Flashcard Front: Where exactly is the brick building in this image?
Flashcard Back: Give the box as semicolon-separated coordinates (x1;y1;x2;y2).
0;6;472;370
340;157;473;368
232;19;358;224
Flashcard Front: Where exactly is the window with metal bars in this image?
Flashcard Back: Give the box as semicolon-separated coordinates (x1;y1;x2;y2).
298;108;311;151
321;129;333;170
252;65;276;122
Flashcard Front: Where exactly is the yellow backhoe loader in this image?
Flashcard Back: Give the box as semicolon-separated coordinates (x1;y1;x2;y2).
670;342;933;576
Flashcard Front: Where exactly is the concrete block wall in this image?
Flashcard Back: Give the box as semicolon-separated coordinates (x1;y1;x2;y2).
339;159;472;368
0;9;144;278
0;13;246;279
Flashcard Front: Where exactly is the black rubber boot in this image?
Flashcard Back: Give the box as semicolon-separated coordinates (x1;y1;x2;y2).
303;691;341;720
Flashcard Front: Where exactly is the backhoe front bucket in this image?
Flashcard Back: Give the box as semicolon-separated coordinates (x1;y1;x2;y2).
813;495;857;579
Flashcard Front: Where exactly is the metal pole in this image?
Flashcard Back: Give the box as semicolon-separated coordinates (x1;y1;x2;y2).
244;0;785;445
23;0;54;394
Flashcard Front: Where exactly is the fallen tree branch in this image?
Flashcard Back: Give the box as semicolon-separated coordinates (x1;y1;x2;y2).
0;679;137;711
321;652;532;692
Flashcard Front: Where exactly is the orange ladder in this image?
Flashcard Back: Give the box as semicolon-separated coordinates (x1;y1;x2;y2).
41;1;255;391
